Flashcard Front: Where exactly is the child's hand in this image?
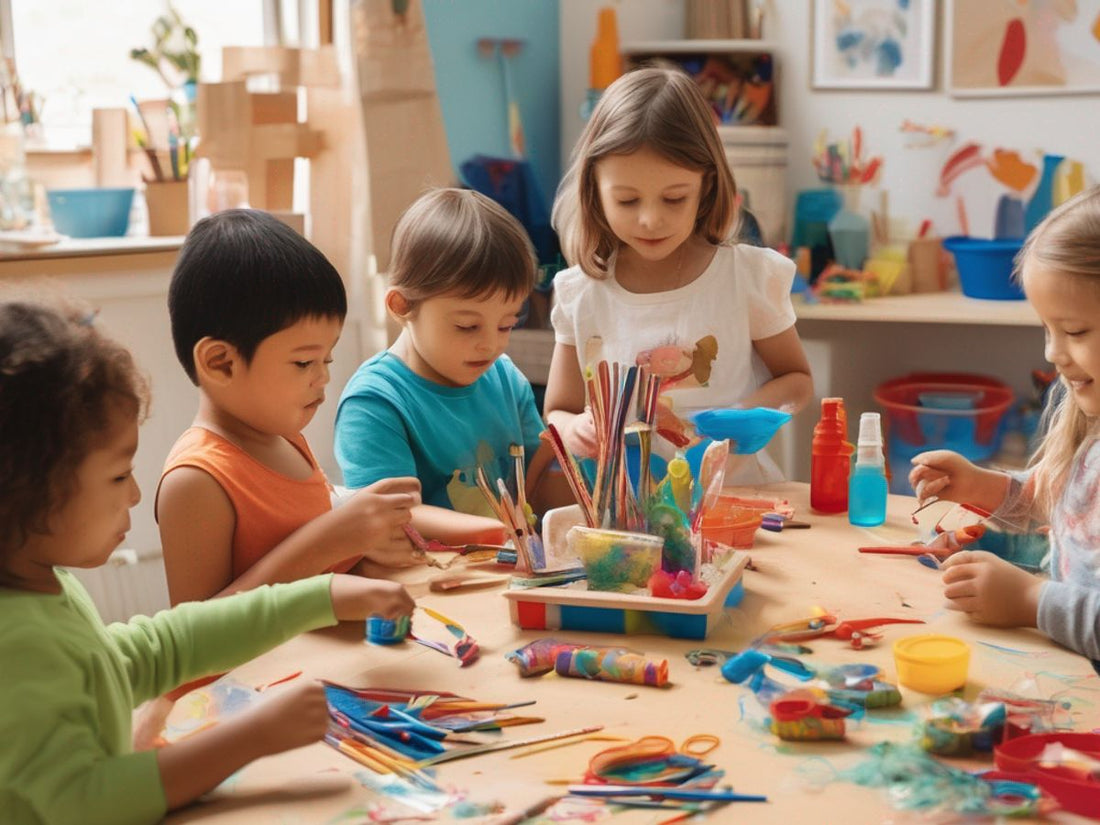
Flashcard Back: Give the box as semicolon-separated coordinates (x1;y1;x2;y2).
336;477;421;565
330;573;415;621
909;450;1009;511
249;680;331;755
940;550;1041;627
563;408;599;458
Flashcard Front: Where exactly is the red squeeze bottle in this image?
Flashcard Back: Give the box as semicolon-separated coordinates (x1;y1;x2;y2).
811;397;853;513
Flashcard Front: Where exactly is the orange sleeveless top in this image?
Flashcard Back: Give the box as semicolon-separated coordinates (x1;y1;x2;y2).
158;427;358;578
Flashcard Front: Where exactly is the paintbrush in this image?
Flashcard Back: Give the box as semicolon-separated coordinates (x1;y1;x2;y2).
510;443;529;526
417;724;605;767
490;795;563;825
567;785;767;803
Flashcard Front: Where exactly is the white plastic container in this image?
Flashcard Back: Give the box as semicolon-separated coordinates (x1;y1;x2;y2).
720;126;788;247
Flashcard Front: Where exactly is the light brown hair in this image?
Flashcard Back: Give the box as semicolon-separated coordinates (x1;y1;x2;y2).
552;66;737;278
389;188;536;305
1017;185;1100;515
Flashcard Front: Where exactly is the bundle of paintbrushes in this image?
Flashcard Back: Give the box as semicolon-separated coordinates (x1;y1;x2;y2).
324;683;544;778
544;361;662;532
544;359;736;578
474;451;545;575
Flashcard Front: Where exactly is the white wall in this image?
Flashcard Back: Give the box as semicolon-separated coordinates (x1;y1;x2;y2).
561;0;1100;239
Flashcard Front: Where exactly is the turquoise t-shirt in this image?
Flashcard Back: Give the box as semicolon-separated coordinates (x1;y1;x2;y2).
334;351;544;517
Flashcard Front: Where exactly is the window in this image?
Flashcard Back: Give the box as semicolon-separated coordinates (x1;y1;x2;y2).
9;1;266;148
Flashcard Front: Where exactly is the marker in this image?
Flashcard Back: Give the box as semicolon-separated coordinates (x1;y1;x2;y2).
566;784;767;803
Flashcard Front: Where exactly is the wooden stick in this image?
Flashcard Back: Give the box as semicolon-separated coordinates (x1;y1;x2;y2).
417;724;605;767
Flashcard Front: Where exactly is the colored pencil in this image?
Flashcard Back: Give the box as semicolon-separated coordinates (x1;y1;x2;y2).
417;724;605;767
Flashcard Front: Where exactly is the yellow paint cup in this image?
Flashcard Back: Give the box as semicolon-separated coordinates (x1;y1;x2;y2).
893;634;970;694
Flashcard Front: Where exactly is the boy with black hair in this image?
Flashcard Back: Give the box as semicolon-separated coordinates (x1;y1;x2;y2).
159;209;421;606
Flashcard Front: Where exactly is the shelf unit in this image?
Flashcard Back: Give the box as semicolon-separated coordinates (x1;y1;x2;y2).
620;38;787;246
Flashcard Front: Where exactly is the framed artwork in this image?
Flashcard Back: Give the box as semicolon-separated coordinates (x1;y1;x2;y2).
812;0;936;90
947;0;1100;96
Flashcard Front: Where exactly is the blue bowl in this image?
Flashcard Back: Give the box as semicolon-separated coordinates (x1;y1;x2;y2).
690;407;792;455
47;188;134;238
942;236;1025;301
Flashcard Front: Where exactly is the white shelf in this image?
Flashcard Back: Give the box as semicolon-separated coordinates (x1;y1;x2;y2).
794;291;1041;327
621;39;778;55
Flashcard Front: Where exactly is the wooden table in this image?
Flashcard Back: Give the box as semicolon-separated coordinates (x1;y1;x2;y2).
164;483;1097;824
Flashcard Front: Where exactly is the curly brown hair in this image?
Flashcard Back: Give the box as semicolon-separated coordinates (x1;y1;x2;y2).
0;299;149;558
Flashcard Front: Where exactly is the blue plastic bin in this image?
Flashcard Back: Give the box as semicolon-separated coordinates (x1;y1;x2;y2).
874;373;1014;495
47;188;134;238
942;236;1025;300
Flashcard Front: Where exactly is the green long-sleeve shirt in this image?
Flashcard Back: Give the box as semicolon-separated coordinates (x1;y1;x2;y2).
0;569;337;825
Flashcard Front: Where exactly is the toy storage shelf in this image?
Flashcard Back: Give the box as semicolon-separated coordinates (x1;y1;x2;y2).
621;39;779;55
794;291;1041;327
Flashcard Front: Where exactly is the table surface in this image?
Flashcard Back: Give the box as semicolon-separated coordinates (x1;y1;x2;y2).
163;483;1097;824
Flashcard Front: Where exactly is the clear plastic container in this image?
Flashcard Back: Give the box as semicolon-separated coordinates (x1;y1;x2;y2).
568;526;664;592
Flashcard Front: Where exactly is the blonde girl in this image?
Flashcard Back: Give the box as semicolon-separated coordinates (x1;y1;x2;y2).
910;185;1100;669
545;67;812;484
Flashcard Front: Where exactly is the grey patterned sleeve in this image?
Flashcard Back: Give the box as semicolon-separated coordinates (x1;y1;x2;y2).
1037;580;1100;662
990;468;1047;532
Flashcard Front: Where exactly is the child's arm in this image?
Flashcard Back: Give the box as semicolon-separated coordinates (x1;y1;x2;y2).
410;504;507;545
909;450;1013;511
1035;579;1100;661
743;326;813;415
940;550;1043;629
157;679;329;810
113;574;412;703
1;575;413;824
153;573;416;810
159;468;420;604
544;342;599;457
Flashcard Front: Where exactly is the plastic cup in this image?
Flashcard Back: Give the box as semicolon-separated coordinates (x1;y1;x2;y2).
894;634;970;694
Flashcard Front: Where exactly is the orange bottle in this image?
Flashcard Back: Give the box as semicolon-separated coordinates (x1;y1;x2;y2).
811;397;853;514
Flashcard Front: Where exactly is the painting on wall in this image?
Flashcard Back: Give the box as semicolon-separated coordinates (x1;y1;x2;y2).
947;0;1100;96
812;0;936;90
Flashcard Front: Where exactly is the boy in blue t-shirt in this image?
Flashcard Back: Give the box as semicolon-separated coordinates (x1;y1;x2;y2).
335;189;550;544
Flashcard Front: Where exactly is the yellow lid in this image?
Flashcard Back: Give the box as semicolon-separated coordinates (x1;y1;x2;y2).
894;634;969;663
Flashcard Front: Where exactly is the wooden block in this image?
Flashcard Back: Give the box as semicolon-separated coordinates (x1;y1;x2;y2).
267;210;306;235
264;158;295;211
299;46;342;88
251;124;324;160
196;82;252;168
222;46;301;85
92;108;131;187
251;92;298;125
352;0;439;100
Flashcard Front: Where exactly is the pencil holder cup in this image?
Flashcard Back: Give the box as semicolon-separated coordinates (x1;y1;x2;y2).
893;634;970;694
569;526;664;592
145;180;190;236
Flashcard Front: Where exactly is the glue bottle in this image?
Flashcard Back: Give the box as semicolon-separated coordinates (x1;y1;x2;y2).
849;412;888;527
582;6;622;120
810;397;851;513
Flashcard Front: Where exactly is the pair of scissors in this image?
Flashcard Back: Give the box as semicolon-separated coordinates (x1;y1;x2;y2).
763;612;925;650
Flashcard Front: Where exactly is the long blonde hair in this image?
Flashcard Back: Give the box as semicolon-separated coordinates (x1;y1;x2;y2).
552;66;736;278
1019;185;1100;515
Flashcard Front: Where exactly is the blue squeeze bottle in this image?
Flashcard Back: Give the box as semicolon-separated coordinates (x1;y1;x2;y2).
849;412;888;527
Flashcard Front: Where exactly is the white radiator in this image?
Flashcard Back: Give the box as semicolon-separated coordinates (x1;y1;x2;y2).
68;548;171;623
